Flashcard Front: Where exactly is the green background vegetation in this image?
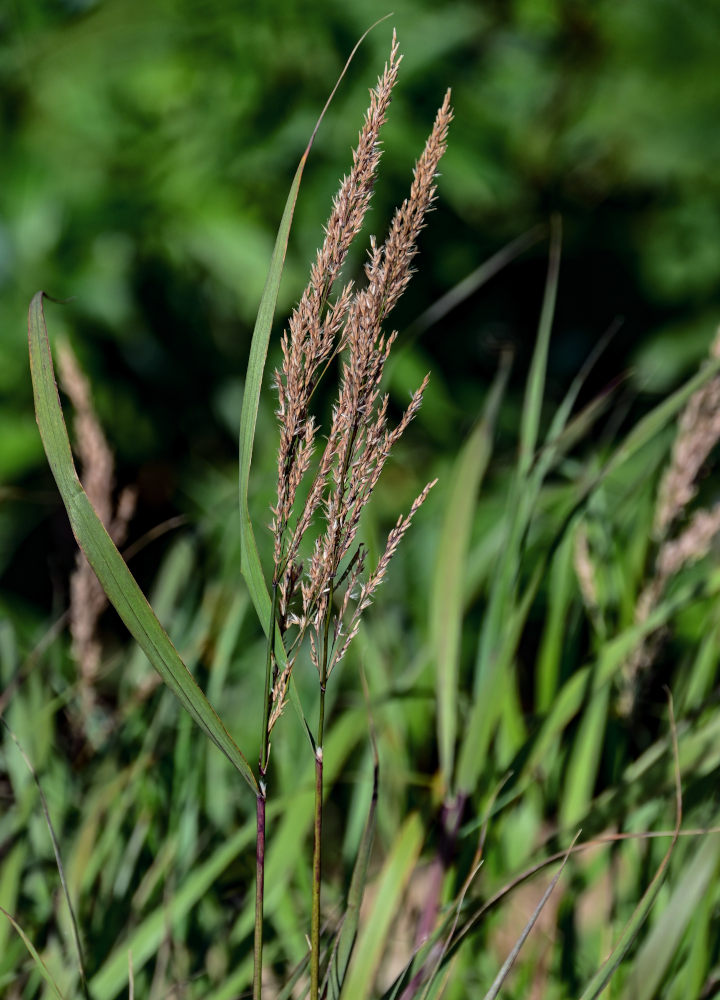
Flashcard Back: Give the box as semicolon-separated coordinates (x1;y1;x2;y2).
3;1;720;997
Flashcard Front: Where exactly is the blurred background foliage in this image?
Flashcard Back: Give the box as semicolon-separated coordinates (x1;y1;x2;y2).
3;1;720;997
3;0;720;611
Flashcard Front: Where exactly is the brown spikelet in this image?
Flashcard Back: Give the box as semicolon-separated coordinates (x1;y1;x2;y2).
573;524;598;612
272;34;402;579
623;328;720;711
267;37;451;731
57;341;136;719
654;327;720;537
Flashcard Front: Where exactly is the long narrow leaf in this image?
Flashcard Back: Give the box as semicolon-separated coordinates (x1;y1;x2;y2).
533;319;621;486
536;531;575;711
0;907;66;1000
456;564;543;794
432;353;511;791
601;351;720;481
519;215;561;477
323;751;379;999
28;292;258;796
620;829;720;1000
577;697;683;1000
403;225;546;343
454;225;561;796
89;818;255;1000
482;832;579;1000
340;813;424;1000
523;576;716;780
559;684;611;828
3;720;88;998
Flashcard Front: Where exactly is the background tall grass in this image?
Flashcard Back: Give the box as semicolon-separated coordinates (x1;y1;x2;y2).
3;3;720;998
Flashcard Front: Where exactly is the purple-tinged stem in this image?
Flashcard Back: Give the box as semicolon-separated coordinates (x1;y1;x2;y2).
398;794;467;1000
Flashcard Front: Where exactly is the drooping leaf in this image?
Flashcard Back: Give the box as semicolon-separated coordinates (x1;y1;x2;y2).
28;292;258;796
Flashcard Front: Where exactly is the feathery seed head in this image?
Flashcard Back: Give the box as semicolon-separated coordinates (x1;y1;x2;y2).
267;36;451;731
655;326;720;537
623;326;720;713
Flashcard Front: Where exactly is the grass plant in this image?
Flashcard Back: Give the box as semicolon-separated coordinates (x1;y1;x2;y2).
5;24;720;1000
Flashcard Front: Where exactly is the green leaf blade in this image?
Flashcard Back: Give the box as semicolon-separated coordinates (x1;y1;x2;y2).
28;292;258;796
432;354;510;792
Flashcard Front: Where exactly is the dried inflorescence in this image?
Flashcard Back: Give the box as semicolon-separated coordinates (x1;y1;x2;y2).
268;34;452;731
622;327;720;708
655;328;720;537
573;523;602;634
58;341;136;716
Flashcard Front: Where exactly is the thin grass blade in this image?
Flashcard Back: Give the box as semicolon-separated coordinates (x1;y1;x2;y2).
601;352;720;482
0;842;24;957
577;843;677;998
340;813;424;1000
432;353;511;791
533;321;621;490
482;831;579;1000
28;292;258;795
541;319;620;455
456;563;543;794
0;907;67;1000
559;684;611;829
519;215;561;478
536;531;575;712
89;817;256;999
237;144;305;631
577;696;683;1000
620;829;720;1000
664;865;717;1000
2;720;88;998
403;225;546;343
412;860;484;1000
323;750;379;999
453;227;561;795
524;575;715;780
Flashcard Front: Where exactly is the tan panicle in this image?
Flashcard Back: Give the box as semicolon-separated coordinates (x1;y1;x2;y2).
268;37;452;731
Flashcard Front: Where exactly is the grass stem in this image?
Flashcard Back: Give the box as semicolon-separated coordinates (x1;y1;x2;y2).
260;584;278;774
311;740;324;1000
311;573;334;997
255;582;278;999
253;790;266;1000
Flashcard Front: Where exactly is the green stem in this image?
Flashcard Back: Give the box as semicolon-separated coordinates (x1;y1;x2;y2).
255;582;278;1000
253;790;266;1000
311;421;357;998
260;583;278;773
311;734;324;1000
311;586;332;999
